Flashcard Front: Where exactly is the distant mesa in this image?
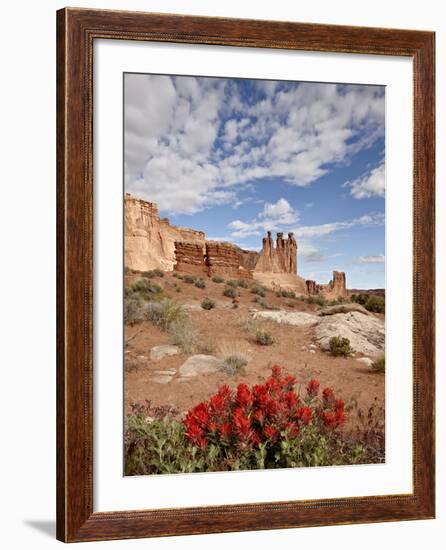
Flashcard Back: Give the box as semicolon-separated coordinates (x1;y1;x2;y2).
124;194;346;298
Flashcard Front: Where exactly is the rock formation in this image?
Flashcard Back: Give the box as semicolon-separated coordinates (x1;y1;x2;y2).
125;194;347;299
124;194;205;271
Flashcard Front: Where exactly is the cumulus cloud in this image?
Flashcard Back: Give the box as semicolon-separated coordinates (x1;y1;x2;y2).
229;198;298;238
356;254;385;264
125;74;385;214
344;161;385;199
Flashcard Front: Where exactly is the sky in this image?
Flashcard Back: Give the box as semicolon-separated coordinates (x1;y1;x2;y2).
124;73;385;289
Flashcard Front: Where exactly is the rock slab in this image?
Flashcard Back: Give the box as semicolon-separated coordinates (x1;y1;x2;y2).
253;310;318;327
150;345;179;361
315;311;385;357
179;355;221;377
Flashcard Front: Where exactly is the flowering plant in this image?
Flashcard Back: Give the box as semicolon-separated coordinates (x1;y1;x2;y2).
183;366;346;465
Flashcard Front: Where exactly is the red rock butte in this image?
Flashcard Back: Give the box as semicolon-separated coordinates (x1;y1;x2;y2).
124;194;346;298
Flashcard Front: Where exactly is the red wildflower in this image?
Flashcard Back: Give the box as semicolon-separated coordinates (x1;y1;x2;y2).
334;399;345;411
296;406;313;425
184;421;203;443
284;390;298;409
285;421;299;437
218;422;232;437
335;409;346;426
321;411;336;428
190;402;209;427
233;407;251;435
253;408;265;424
271;365;282;378
306;379;320;397
264;425;278;440
236;383;253;408
322;387;334;402
283;374;296;389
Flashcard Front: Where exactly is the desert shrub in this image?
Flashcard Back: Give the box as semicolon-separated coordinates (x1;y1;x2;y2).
183;274;197;284
130;278;163;300
255;329;274;346
175;287;181;292
226;280;238;288
201;297;216;310
306;295;327;306
372;356;385;373
351;293;369;306
144;300;186;331
223;285;238;298
220;355;248;375
329;336;353;357
167;319;198;355
285;300;295;308
250;284;266;297
172;272;182;279
211;275;225;283
125;366;384;475
124;293;145;325
236;279;249;289
253;296;277;310
124;266;134;275
232;303;239;309
194;278;206;289
364;295;385;313
142;268;164;278
276;289;296;299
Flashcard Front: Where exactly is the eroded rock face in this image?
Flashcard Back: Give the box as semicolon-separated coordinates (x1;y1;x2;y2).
174;241;207;275
254;231;298;274
124;195;205;271
325;271;347;298
315;311;385;357
206;241;249;279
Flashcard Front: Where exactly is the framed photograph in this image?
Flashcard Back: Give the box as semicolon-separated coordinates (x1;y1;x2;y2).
56;8;435;542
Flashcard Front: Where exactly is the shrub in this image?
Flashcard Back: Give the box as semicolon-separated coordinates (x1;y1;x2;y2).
175;287;181;292
351;293;369;306
364;295;385;313
306;295;327;306
250;284;266;297
276;289;296;299
172;272;182;279
183;274;197;284
329;336;353;357
226;280;238;288
223;285;238;298
372;356;385;373
142;268;164;278
220;355;248;375
125;366;384;475
211;275;225;283
130;278;163;300
201;297;216;310
124;266;133;275
236;279;249;289
144;300;186;331
168;319;198;355
255;329;274;346
124;293;145;325
194;278;206;289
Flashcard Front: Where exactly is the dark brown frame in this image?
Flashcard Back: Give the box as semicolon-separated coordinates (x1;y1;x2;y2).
57;7;435;542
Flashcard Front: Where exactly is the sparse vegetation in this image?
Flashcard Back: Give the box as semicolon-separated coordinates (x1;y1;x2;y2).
183;274;197;284
250;284;266;297
201;297;216;310
236;279;249;289
351;293;385;313
329;336;353;357
220;354;248;375
130;278;163;300
276;289;296;299
142;268;164;278
124;293;145;325
223;285;238;298
194;278;206;289
306;295;327;306
211;275;225;283
144;300;186;331
168;319;198;355
371;356;385;373
255;328;274;346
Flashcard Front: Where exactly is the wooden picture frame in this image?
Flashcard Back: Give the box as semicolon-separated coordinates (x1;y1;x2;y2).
56;7;435;542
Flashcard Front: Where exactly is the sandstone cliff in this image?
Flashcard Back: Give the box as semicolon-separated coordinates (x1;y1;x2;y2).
124;195;205;271
254;231;297;274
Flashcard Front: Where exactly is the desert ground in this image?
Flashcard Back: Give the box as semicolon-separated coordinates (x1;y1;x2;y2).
124;271;385;428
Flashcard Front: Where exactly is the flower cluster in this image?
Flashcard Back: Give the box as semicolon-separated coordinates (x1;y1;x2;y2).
183;365;346;450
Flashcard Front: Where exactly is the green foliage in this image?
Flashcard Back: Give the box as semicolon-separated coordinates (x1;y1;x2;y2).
183;274;197;284
250;284;266;297
211;275;225;283
226;280;238;288
219;354;248;375
276;289;296;299
223;285;238;298
351;293;385;313
255;329;274;346
124;293;145;325
194;278;206;289
329;336;353;357
372;356;385;373
236;279;249;289
142;268;164;278
130;278;163;300
201;297;216;310
144;300;186;331
306;295;327;306
167;319;198;355
172;272;182;279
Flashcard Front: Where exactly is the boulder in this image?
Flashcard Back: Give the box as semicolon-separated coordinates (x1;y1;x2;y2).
150;345;180;361
315;311;385;357
179;355;221;377
356;357;375;368
253;310;318;327
317;303;371;316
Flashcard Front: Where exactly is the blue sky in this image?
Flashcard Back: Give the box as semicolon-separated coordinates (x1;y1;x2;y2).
125;74;385;289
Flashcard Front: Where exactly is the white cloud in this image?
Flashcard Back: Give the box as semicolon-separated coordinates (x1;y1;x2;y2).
299;242;326;263
125;75;385;214
344;162;385;199
357;254;385;264
229;198;299;238
293;213;384;239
